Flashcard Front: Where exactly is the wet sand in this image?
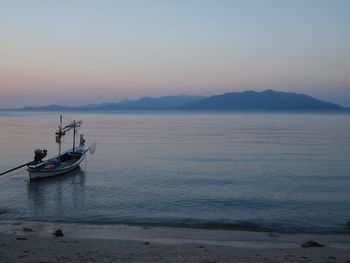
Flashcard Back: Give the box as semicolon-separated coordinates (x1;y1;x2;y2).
0;220;349;262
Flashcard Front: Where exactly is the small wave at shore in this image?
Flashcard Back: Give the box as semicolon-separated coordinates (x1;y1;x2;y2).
74;219;350;234
1;212;349;234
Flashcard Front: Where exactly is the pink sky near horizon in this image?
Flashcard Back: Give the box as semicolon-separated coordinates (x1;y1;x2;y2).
1;1;350;107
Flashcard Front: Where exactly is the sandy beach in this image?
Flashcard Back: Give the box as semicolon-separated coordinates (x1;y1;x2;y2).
0;220;349;262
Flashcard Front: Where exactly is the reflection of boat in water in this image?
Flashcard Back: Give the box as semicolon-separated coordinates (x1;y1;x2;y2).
27;168;86;216
27;115;95;180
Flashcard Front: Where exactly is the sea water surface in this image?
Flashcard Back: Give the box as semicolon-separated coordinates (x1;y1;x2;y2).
0;111;349;233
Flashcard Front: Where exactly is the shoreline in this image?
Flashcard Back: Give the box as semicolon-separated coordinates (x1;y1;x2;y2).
1;220;349;262
1;220;350;248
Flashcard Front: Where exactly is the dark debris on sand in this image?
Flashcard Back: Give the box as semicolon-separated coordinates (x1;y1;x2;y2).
53;229;64;237
302;240;323;248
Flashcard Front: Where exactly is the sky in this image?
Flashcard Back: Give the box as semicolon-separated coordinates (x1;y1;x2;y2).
0;0;350;107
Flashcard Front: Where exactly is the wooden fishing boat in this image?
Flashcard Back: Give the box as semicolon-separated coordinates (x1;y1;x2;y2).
0;116;96;180
27;146;87;180
27;116;95;180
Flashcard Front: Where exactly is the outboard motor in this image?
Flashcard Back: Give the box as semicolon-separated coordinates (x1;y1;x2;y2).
34;149;47;164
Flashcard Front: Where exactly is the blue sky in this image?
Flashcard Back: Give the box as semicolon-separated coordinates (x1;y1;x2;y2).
0;0;349;107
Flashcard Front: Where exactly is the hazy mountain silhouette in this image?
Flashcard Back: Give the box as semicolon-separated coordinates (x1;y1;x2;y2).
21;104;75;111
117;95;205;110
185;90;343;110
19;95;205;111
76;99;131;109
15;90;346;111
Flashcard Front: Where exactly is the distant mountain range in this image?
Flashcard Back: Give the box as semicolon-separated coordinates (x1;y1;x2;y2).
185;90;343;110
15;90;348;111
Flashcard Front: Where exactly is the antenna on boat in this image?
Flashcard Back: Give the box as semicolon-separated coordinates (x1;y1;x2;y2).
73;120;76;153
59;115;62;160
55;115;63;163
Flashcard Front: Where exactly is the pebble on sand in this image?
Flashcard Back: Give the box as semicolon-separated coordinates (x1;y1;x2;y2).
301;240;323;248
53;229;64;237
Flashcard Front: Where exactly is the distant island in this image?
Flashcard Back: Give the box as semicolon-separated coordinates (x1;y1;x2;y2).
7;90;350;111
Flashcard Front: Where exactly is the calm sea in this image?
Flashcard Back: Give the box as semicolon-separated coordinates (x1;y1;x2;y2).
0;111;350;233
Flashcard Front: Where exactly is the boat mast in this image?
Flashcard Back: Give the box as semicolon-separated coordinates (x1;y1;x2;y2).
58;115;62;161
72;120;76;153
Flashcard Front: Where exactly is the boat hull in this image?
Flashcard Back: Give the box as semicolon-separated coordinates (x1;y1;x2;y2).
28;147;86;180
